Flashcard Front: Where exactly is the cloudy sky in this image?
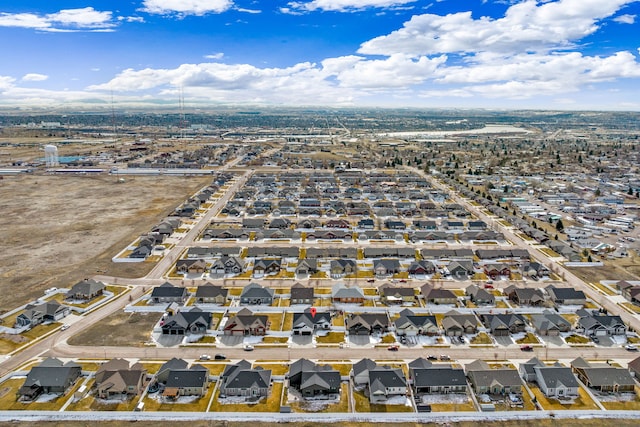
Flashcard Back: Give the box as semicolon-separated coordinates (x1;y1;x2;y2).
1;0;639;110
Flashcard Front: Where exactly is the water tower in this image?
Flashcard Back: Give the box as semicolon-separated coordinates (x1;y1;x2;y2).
44;144;59;167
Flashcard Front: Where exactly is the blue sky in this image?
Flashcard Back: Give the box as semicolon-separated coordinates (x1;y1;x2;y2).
1;0;639;110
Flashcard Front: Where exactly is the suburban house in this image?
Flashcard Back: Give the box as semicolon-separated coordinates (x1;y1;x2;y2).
446;260;474;280
577;310;627;336
570;357;635;393
483;265;511;280
409;362;467;395
504;286;545;306
95;358;147;400
533;365;580;399
628;355;640;379
223;308;269;336
373;259;401;277
19;358;82;401
523;262;550;278
65;278;106;301
163;365;210;399
150;282;187;304
407;260;437;277
252;258;281;277
421;283;457;305
210;256;245;276
441;310;479;336
465;360;523;396
290;283;314;305
545;285;587;306
352;358;378;386
346;313;390;335
156;358;189;384
466;285;495;305
161;307;212;337
368;367;407;403
288;359;341;398
292;310;332;335
481;314;528;336
330;259;358;278
380;284;416;305
520;357;546;382
295;259;318;277
176;259;208;275
394;309;439;336
14;301;70;329
240;282;275;305
331;283;365;304
194;283;228;304
220;361;272;398
531;310;572;336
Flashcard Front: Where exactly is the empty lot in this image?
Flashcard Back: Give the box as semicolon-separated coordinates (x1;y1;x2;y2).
0;173;209;312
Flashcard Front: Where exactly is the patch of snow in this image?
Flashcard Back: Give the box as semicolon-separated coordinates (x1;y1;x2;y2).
418;393;470;405
35;393;60;402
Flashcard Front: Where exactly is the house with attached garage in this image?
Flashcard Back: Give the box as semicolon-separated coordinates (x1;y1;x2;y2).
480;314;528;336
447;260;474;280
156;358;188;384
150;282;187;304
220;360;272;398
160;307;212;337
533;364;580;399
576;310;627;337
224;308;269;336
520;357;546;382
95;358;147;400
290;282;315;304
331;283;365;304
210;256;245;276
65;278;105;301
19;357;82;401
292;310;332;335
288;359;341;398
368;367;407;403
346;313;390;335
441;310;479;336
295;259;318;277
252;258;281;277
421;283;457;305
194;283;227;304
530;310;572;336
330;259;358;278
373;259;401;277
394;309;439;336
504;285;545;307
162;365;210;399
380;284;416;305
240;282;275;305
176;258;208;275
545;285;586;306
570;357;635;393
409;359;468;395
14;301;70;329
407;260;437;277
466;284;495;305
466;359;523;396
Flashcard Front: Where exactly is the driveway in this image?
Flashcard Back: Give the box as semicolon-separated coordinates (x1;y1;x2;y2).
218;335;244;347
493;335;513;346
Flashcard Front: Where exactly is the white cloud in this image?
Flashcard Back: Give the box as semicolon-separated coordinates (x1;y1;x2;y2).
140;0;234;16
359;0;634;56
236;8;261;14
285;0;415;13
118;16;146;23
0;76;16;90
614;14;636;24
0;7;116;31
204;53;225;60
22;73;49;82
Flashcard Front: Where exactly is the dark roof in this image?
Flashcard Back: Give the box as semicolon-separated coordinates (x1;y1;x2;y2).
151;282;186;298
412;367;467;388
195;284;228;299
165;366;209;388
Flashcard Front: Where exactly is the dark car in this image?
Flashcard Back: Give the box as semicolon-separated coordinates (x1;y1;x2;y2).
520;345;534;352
427;355;438;361
214;354;226;360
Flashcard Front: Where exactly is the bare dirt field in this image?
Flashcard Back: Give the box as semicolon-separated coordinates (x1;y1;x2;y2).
568;249;640;284
67;311;158;347
0;173;210;312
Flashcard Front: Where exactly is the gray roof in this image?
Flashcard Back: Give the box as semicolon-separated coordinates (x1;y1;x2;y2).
412;367;467;388
534;366;579;388
21;357;81;390
165;366;209;388
369;367;406;392
151;282;186;298
241;282;275;298
353;358;377;378
300;370;341;391
467;368;522;388
332;283;364;299
67;278;105;296
225;367;272;390
195;284;228;299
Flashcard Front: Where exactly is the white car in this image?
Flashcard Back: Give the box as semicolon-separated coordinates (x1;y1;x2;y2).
625;345;638;351
243;344;254;351
60;324;70;331
199;354;211;360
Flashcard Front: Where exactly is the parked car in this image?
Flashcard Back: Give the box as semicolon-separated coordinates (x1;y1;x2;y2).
387;344;399;351
439;355;451;361
60;324;70;331
625;345;638;351
199;354;211;360
520;345;534;352
243;344;254;351
591;336;600;343
427;355;438;361
214;354;227;360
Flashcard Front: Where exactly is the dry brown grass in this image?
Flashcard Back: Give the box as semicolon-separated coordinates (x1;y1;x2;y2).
67;311;158;347
0;174;211;313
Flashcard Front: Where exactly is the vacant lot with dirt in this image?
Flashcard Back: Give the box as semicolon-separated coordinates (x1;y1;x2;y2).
0;173;209;312
568;249;640;284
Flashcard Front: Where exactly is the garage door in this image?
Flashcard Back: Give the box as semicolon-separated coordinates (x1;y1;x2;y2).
596;330;607;336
